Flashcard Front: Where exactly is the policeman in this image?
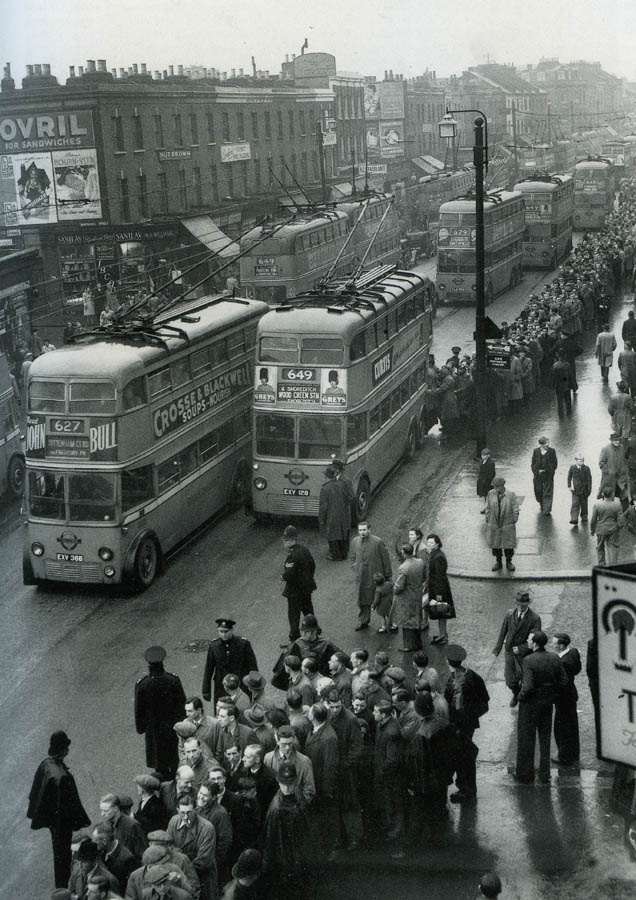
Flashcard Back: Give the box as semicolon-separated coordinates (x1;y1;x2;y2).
134;646;186;781
281;525;317;644
201;619;258;708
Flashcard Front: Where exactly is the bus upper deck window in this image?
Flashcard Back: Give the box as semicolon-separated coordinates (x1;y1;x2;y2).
349;332;366;362
69;382;116;415
123;376;147;410
29;381;65;413
148;368;171;399
172;358;191;388
301;338;343;366
259;336;299;364
211;339;229;367
191;348;212;376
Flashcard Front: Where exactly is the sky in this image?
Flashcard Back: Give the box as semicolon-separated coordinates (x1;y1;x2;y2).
2;0;636;85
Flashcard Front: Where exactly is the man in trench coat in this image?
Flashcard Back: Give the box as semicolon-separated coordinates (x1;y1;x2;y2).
351;521;392;630
484;477;520;572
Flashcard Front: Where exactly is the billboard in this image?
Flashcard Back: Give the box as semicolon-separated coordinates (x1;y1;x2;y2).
221;143;252;163
379;121;404;158
364;82;406;121
0;110;102;226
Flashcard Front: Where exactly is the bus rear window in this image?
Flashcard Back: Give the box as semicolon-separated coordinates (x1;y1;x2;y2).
260;336;299;364
69;382;116;414
255;413;294;457
68;472;116;522
300;338;344;366
29;381;65;413
298;415;343;459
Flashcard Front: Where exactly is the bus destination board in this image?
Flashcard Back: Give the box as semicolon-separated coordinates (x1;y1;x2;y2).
437;226;475;248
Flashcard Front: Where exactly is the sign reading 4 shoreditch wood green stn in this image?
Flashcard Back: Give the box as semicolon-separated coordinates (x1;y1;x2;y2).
593;565;636;766
153;362;251;439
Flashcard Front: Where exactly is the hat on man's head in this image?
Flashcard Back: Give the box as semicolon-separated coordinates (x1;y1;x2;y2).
144;646;166;664
445;644;467;664
134;774;160;791
243;704;266;727
76;840;99;862
385;666;406;683
610;432;620;440
118;794;134;812
492;476;506;487
282;525;298;540
51;892;72;900
173;719;197;739
324;465;336;479
538;436;549;445
142;846;168;865
147;830;172;844
451;346;461;354
277;762;297;785
216;618;236;629
243;671;266;690
515;589;532;602
332;458;345;471
48;730;71;756
232;848;263;880
144;865;170;885
301;614;319;630
414;693;435;717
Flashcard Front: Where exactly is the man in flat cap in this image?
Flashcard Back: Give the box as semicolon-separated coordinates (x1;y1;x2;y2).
280;524;317;644
133;774;168;835
135;647;186;781
484;477;520;572
202;620;258;708
146;830;199;898
68;839;120;899
599;432;629;506
262;762;312;898
531;436;558;516
444;645;489;804
492;588;542;707
27;730;90;887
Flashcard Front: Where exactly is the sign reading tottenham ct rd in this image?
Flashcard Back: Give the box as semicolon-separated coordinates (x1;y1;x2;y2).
593;565;636;765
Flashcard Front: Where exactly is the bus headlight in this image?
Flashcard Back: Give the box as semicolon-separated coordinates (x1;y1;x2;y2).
104;566;115;578
253;462;260;470
254;477;267;490
438;284;445;291
31;542;44;556
98;547;114;561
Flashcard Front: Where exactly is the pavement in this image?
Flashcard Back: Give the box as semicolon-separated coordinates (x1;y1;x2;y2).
414;262;636;581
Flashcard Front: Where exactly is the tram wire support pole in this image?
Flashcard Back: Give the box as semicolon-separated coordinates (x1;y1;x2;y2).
439;109;489;457
316;120;328;205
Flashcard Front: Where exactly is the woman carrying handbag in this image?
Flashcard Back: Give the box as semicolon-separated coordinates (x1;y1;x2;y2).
424;533;455;644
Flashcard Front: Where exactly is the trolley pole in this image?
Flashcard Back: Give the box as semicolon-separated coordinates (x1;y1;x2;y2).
473;116;488;458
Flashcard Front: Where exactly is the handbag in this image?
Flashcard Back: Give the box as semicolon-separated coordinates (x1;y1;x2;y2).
429;599;451;618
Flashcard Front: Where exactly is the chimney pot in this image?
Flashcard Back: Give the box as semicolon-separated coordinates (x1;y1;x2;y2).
112;69;117;78
154;70;160;79
141;63;147;75
163;69;168;79
42;63;51;76
78;66;84;76
34;64;42;76
178;64;184;76
231;68;236;78
86;59;96;73
97;59;107;72
239;68;243;76
169;65;174;76
119;68;125;78
69;65;75;77
132;63;139;75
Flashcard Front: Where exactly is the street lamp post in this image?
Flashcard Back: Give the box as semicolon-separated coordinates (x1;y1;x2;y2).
438;109;488;457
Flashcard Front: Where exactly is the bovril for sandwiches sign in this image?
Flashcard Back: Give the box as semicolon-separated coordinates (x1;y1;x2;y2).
0;111;95;152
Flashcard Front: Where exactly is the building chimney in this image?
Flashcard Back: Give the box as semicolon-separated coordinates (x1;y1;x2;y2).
221;71;227;80
86;59;96;73
127;67;133;76
1;62;15;91
119;68;125;78
163;69;168;79
141;63;147;75
132;63;139;75
154;70;160;79
78;66;84;76
178;64;184;76
33;64;42;76
169;65;174;76
42;63;51;76
112;69;117;78
231;68;236;78
69;65;76;77
97;59;107;72
239;68;244;76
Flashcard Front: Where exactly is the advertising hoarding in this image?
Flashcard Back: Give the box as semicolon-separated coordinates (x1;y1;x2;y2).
379;121;404;159
221;143;252;163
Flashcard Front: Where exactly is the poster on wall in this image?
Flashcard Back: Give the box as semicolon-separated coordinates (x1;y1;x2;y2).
52;148;102;220
379;121;404;158
6;152;55;225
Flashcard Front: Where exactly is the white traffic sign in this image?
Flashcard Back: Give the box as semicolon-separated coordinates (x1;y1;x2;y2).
593;566;636;765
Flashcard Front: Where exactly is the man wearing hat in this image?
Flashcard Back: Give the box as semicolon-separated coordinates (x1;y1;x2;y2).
492;588;542;707
407;692;456;831
135;647;186;781
444;645;489;804
351;521;392;630
262;762;312;898
147;830;199;897
126;859;191;900
281;524;316;643
264;724;316;807
599;432;629;506
372;699;405;851
27;730;90;887
221;849;264;900
332;457;356;528
287;615;345;678
202;619;258;708
92;821;136;893
318;465;351;560
134;774;168;834
477;448;496;514
484;477;520;572
68;840;120;899
552;632;582;768
478;872;503;898
531;436;558;516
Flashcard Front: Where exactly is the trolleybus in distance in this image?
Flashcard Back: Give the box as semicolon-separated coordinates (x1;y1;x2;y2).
239;194;401;303
573;156;615;230
436;190;525;305
250;265;435;521
513;173;574;269
0;352;24;498
22;294;269;590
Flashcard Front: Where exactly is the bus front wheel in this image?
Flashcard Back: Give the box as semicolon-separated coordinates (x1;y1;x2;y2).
404;424;417;461
7;455;25;498
231;460;251;510
134;536;159;590
354;478;370;523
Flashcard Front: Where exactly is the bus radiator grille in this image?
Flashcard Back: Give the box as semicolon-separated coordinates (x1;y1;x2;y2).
45;561;102;582
268;497;320;516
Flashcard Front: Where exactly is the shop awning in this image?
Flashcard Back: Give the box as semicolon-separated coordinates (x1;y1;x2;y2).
180;216;239;258
411;155;446;175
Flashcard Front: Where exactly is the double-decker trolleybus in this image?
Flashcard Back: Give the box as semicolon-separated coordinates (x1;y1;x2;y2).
0;352;24;498
435;190;525;305
573;156;615;230
250;265;435;521
240;194;400;303
22;294;269;590
513;173;574;269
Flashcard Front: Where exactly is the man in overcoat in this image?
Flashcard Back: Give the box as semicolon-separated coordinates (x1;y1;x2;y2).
350;521;392;630
444;644;489;803
280;524;316;643
27;730;90;887
167;792;218;900
551;633;582;767
531;436;558;515
318;465;351;560
492;589;542;706
567;454;593;525
202;619;258;707
392;543;425;652
598;433;629;504
135;646;186;780
484;477;520;572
